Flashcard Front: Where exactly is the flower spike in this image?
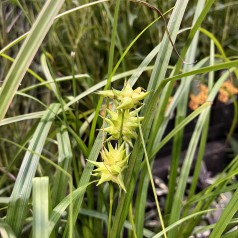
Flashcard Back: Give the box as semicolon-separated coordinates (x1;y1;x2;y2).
88;143;129;192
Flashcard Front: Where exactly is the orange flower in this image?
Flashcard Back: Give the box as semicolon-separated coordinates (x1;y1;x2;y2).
218;80;238;103
189;84;208;110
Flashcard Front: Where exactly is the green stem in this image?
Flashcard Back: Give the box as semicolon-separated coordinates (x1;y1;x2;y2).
129;203;137;238
119;110;125;145
68;176;73;238
71;52;80;135
226;94;238;143
137;114;167;238
16;0;33;25
107;0;121;76
108;183;114;238
89;0;121;148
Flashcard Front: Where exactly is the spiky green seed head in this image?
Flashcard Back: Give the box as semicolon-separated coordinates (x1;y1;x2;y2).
102;108;144;146
115;81;150;110
88;142;129;192
96;82;149;110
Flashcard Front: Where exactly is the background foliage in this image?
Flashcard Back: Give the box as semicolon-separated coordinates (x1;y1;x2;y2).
0;0;238;237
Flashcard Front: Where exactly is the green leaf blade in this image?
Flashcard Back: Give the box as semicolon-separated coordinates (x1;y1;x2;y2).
33;177;49;238
6;104;60;236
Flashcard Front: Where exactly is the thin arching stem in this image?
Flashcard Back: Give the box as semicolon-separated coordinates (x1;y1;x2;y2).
130;0;196;65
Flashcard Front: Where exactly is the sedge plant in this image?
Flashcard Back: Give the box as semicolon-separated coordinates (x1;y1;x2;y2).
1;1;238;238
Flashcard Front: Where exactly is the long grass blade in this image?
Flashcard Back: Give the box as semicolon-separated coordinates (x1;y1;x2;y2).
147;0;189;91
166;0;205;216
172;0;216;73
168;70;234;238
0;0;64;121
183;155;238;236
184;40;215;215
62;131;105;237
52;125;72;207
0;219;16;238
138;115;167;238
149;102;211;159
209;187;238;238
152;209;215;238
5;103;60;236
48;182;95;235
32;177;49;238
111;1;190;236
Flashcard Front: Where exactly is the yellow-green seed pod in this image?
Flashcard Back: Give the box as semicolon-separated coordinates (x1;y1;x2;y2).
102;108;144;146
87;142;129;192
115;81;150;109
96;90;115;98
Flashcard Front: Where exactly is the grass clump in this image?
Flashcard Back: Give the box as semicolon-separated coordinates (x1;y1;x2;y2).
0;0;238;238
